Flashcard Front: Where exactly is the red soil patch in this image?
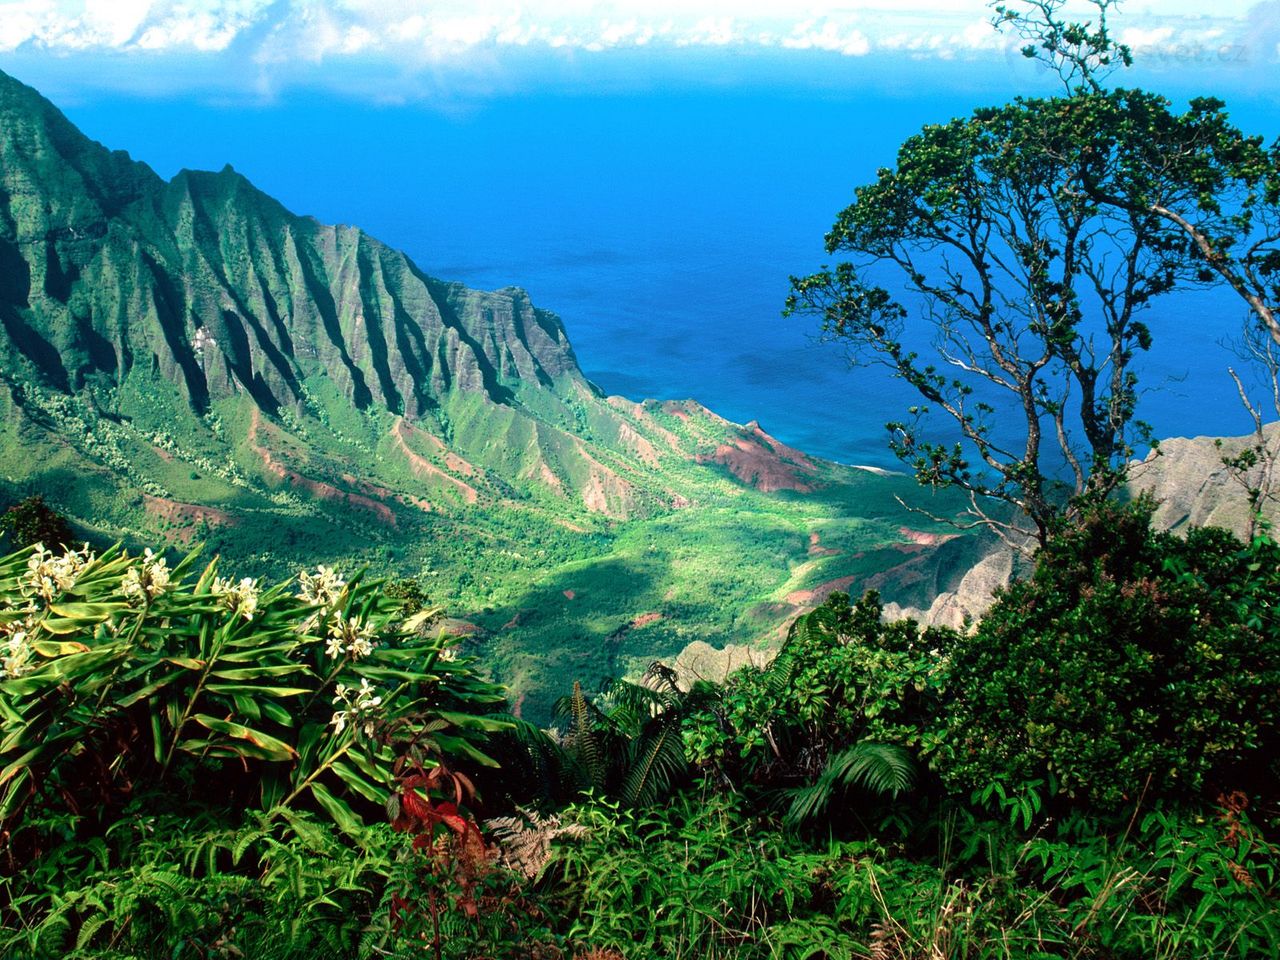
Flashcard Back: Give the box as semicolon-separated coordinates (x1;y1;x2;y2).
808;531;840;557
144;495;236;543
418;427;478;476
630;612;663;629
572;441;639;518
662;401;692;421
786;575;859;606
392;419;480;504
695;421;817;494
151;446;174;462
248;410;397;526
437;618;479;637
144;494;234;526
898;527;959;547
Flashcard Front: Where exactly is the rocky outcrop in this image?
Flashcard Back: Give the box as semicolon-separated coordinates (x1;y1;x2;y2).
880;545;1017;630
1127;424;1280;538
876;424;1280;630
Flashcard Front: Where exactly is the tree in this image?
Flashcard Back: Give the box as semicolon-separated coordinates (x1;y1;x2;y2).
999;0;1279;349
0;494;73;549
1001;0;1280;527
993;0;1131;95
786;88;1220;546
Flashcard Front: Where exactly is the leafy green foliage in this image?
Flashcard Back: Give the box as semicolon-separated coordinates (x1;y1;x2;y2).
994;0;1133;93
2;807;403;958
940;499;1280;809
683;591;952;802
786;85;1263;544
0;539;515;959
550;665;716;807
785;742;917;827
0;543;505;837
551;790;874;959
543;785;1280;959
384;761;562;960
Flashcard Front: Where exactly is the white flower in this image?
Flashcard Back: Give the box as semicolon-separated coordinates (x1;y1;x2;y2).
325;613;377;661
0;617;37;680
355;678;383;711
212;575;260;621
123;548;171;604
328;678;384;739
25;543;95;602
438;645;459;663
349;632;374;660
297;565;347;607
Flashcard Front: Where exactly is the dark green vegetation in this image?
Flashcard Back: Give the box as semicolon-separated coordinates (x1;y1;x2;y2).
0;66;980;719
2;502;1276;958
0;495;71;552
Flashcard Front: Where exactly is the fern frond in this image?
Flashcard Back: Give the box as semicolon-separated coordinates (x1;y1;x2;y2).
620;717;688;807
784;742;916;826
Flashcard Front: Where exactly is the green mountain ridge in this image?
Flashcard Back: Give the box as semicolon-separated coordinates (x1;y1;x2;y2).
0;67;980;718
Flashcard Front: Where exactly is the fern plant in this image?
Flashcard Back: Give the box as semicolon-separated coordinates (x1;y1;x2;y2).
784;742;917;826
550;664;715;806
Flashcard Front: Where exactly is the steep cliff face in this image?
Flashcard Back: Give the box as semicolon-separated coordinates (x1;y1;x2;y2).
0;68;579;425
1128;424;1280;537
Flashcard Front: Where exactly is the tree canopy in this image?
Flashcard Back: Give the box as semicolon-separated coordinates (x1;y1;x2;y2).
787;1;1280;546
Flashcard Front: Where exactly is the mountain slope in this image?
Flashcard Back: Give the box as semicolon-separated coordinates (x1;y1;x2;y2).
0;68;981;718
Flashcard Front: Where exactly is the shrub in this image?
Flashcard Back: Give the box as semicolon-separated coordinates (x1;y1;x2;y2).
0;541;510;956
682;591;956;819
0;496;73;551
938;499;1280;809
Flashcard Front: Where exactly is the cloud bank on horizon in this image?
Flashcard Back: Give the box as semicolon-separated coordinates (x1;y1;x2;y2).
0;0;1276;99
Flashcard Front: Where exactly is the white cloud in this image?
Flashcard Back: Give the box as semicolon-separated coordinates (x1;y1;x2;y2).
0;0;273;52
83;0;153;46
0;0;1264;82
1120;26;1175;48
782;20;870;56
0;0;55;52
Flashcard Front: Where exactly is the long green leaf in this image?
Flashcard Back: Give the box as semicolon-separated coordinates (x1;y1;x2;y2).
190;714;297;761
309;780;365;834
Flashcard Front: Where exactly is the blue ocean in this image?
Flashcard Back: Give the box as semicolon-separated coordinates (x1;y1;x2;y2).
53;66;1280;468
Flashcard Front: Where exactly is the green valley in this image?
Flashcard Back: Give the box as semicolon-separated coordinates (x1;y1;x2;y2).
0;67;981;719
